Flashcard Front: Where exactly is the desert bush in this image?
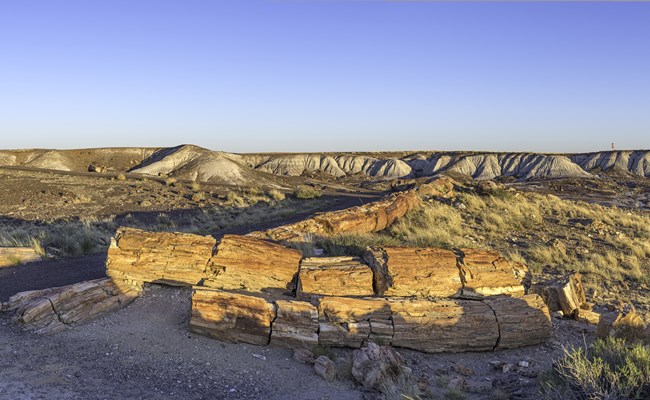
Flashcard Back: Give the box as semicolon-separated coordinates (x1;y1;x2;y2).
380;372;422;400
267;188;286;201
246;186;264;196
190;181;201;191
294;185;321;199
541;337;650;399
225;191;245;206
191;192;207;202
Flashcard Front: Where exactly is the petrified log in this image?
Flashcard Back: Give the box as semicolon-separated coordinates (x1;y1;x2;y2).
2;278;139;334
247;189;421;242
389;298;499;353
314;356;337;382
0;247;41;267
530;273;586;317
364;246;463;297
106;227;216;289
351;342;410;392
460;249;530;297
203;235;302;294
415;177;456;198
485;294;551;349
297;257;374;297
575;308;601;325
270;300;319;348
317;297;392;348
596;310;648;342
189;288;276;346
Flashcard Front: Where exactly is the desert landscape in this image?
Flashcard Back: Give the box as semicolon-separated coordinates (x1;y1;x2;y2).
3;1;650;399
1;146;649;399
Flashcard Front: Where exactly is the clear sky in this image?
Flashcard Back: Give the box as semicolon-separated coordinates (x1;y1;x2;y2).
1;1;648;153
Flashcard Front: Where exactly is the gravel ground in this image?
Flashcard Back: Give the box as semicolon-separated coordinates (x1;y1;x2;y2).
0;284;597;400
0;285;363;400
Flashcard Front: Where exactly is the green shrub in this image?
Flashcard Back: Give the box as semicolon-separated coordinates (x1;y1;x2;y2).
541;337;650;399
293;185;321;199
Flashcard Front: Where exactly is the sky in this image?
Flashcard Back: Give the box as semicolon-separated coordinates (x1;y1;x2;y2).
1;0;649;153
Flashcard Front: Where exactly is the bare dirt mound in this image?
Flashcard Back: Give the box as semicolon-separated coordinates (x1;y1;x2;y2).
130;145;280;186
246;154;413;179
1;145;648;182
0;148;158;173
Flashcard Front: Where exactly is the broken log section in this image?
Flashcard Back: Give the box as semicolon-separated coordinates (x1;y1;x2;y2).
1;278;138;334
189;288;551;353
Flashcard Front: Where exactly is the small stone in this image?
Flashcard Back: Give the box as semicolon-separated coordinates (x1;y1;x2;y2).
314;356;337;382
518;361;529;368
252;354;266;361
292;348;315;365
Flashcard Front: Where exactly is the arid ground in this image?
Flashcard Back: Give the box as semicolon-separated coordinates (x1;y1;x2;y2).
1;147;649;399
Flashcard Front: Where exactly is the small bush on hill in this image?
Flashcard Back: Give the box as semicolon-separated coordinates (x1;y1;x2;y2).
294;185;321;199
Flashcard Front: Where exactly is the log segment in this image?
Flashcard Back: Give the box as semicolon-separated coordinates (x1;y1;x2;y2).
297;256;374;297
106;227;216;289
189;288;276;346
364;247;463;297
2;278;139;334
389;298;499;353
530;273;586;317
460;249;530;297
204;235;302;294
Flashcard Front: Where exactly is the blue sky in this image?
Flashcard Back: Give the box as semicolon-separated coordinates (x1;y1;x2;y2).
1;1;648;153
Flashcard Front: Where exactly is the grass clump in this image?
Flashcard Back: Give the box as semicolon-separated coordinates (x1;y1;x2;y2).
294;185;321;199
190;181;201;191
541;337;650;399
267;188;286;202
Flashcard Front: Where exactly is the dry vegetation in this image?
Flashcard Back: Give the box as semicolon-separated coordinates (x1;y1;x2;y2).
316;185;650;313
0;188;331;258
541;338;650;399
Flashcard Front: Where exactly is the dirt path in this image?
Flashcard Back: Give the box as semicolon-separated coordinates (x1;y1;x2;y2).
0;255;106;302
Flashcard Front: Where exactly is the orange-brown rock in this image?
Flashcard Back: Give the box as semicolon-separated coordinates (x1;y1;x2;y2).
317;297;392;348
189;288;276;346
106;227;216;289
389;298;499;353
270;300;319;348
2;278;139;334
0;247;41;267
297;257;374;297
596;309;648;342
530;273;586;317
415;177;456;198
575;308;601;325
248;189;421;242
203;235;302;294
364;247;462;297
460;249;529;297
485;294;551;349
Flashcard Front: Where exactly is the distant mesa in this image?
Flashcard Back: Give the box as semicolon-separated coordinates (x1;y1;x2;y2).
0;144;649;184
